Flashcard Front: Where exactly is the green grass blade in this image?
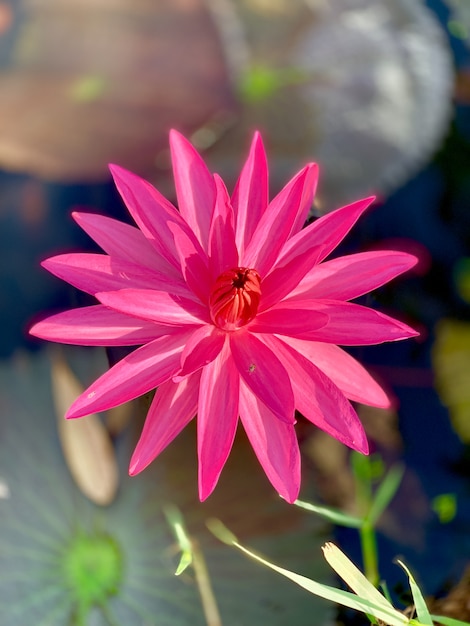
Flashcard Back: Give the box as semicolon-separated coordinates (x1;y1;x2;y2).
207;520;408;626
430;616;470;626
293;499;362;528
322;542;392;610
367;465;405;526
396;560;433;625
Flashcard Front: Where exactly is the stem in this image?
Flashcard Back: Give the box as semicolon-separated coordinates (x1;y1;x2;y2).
351;453;380;586
359;522;379;587
192;539;223;626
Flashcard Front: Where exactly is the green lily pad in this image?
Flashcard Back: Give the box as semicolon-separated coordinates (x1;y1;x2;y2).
0;349;332;625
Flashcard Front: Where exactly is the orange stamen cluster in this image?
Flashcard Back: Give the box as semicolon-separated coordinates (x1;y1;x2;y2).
209;267;261;331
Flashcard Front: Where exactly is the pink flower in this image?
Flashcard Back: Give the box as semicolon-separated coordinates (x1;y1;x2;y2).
30;131;418;502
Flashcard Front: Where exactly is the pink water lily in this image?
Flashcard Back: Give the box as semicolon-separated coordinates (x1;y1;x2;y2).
30;131;418;502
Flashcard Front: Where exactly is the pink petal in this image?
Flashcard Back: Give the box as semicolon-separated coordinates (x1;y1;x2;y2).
96;289;210;326
169;129;216;253
298;300;419;345
110;164;208;273
279;196;375;268
239;381;300;502
229;331;295;424
72;212;180;278
259;242;326;311
279;336;392;408
208;174;238;279
29;305;165;346
262;335;368;453
242;164;317;277
167;221;211;304
290;250;419;301
248;306;329;336
232;132;269;254
42;253;190;297
66;329;192;419
129;372;200;475
175;325;225;380
291;162;319;234
197;338;240;500
252;300;418;345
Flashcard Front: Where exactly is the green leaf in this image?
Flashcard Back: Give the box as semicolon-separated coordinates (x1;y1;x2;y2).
396;560;433;625
430;615;470;626
164;505;193;575
293;499;362;528
367;464;405;526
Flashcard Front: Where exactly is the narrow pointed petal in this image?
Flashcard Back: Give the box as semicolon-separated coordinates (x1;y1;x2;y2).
291;162;319;234
30;305;165;346
129;373;200;475
42;253;190;297
290;250;419;301
242;164;317;277
232;132;269;254
198;338;239;500
208;174;238;279
252;300;418;344
262;335;368;453
72;211;180;278
66;330;192;419
259;242;326;311
175;325;225;380
299;300;419;344
169;129;216;252
96;289;210;326
110;164;208;273
229;331;295;423
167;221;211;303
239;381;300;502
65;331;190;419
248;307;328;336
279;196;375;269
279;336;392;408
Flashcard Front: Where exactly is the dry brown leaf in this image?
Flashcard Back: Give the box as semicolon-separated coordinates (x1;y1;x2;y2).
50;350;119;506
105;402;133;437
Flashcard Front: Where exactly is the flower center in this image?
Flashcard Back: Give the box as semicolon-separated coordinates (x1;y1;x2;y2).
209;267;261;331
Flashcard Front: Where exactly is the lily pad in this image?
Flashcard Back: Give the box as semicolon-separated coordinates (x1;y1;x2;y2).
0;349;332;625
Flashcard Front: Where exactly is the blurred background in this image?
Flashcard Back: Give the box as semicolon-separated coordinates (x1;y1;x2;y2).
1;0;470;624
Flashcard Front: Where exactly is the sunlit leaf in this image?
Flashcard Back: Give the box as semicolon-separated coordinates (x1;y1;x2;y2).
322;542;394;611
